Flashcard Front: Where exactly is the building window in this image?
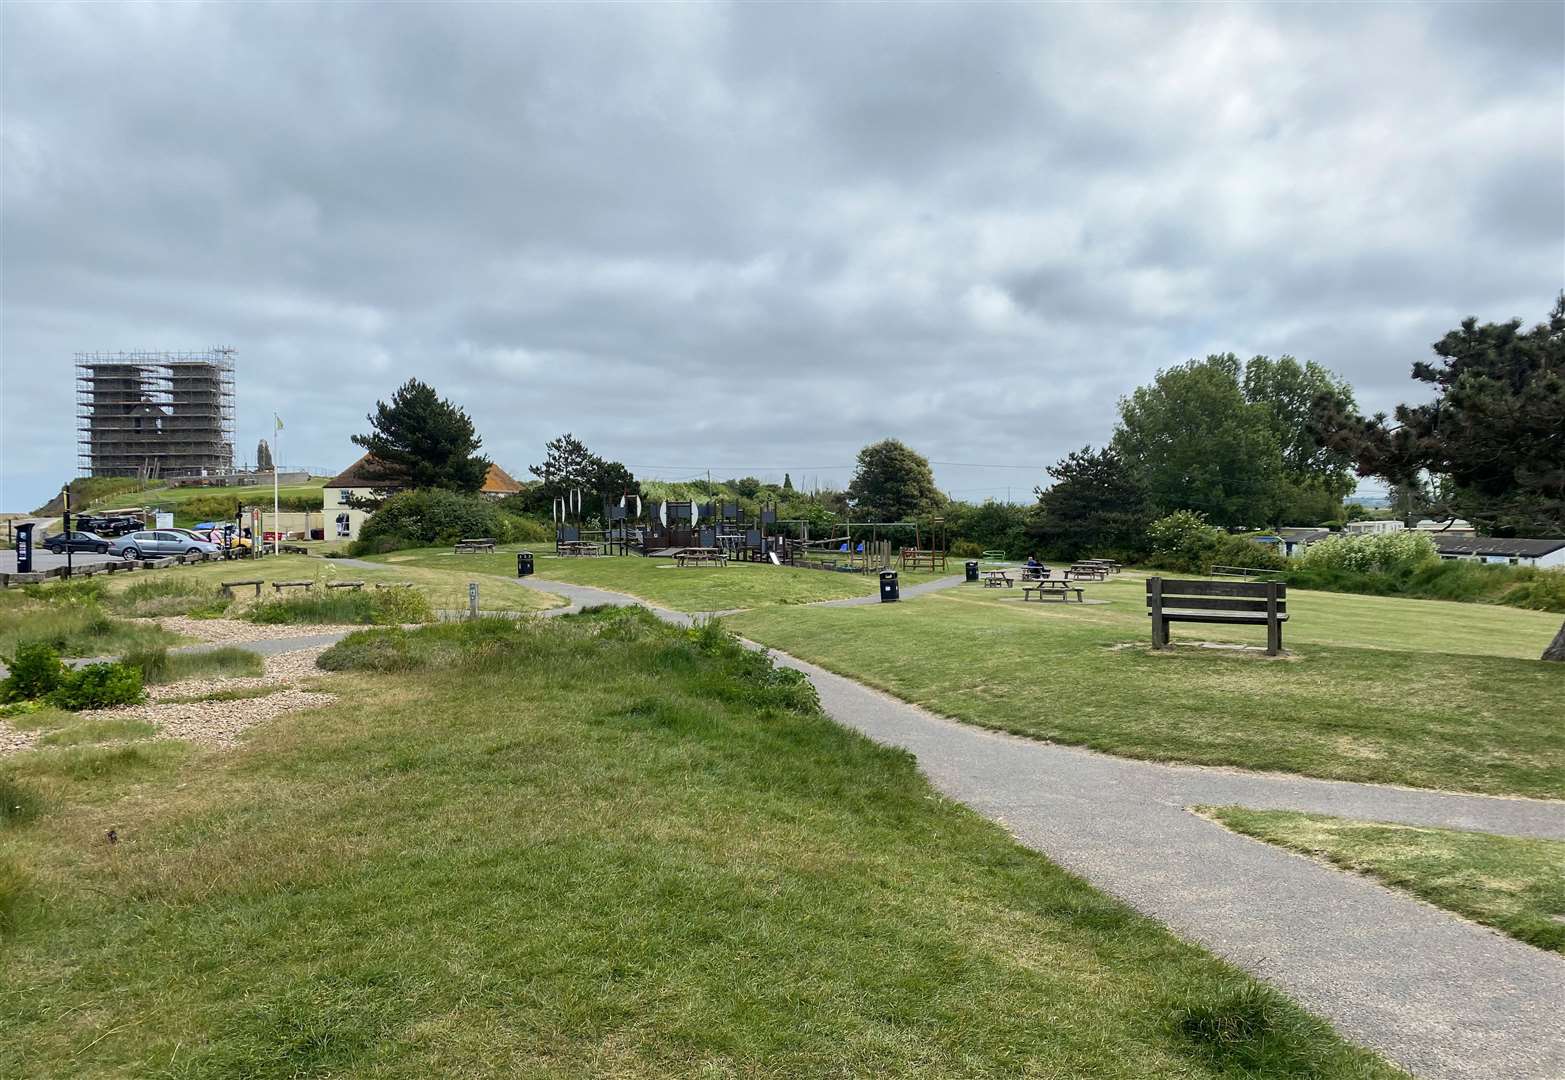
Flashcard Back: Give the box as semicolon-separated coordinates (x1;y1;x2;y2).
336;513;351;537
338;489;352;505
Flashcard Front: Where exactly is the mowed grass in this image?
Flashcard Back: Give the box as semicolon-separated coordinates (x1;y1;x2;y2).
1205;807;1565;954
0;611;1398;1079
100;553;565;616
726;572;1565;797
373;546;951;612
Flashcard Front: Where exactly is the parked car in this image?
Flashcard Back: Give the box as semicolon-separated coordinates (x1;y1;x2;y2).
108;531;221;560
43;530;111;555
171;527;253;553
78;515;144;536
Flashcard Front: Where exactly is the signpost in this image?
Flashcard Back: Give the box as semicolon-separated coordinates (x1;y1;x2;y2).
468;582;479;620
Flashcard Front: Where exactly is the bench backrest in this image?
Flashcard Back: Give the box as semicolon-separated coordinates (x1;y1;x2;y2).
1146;577;1286;616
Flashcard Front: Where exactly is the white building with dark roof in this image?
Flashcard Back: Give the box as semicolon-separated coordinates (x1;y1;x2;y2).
1431;537;1565;569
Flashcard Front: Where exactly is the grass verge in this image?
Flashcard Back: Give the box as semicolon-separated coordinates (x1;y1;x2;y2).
0;580;181;658
0;610;1396;1078
1205;807;1565;954
122;646;264;685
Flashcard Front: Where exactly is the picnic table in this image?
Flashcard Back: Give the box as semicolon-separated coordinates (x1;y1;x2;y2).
983;569;1014;588
1067;563;1108;581
675;547;727;568
454;538;496;554
557;541;601;558
1080;559;1121;574
1024;580;1085;603
1021;565;1051;580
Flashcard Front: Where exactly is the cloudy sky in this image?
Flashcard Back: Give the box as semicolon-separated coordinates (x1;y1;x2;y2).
3;2;1561;511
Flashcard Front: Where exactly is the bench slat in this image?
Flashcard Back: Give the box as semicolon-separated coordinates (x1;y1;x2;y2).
1155;611;1290;624
1145;579;1287;598
1145;595;1286;614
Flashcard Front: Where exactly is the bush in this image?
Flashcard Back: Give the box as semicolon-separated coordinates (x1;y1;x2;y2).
351;489;516;555
47;662;145;711
1;642;68;703
371;586;435;625
1294;531;1439;576
1146;512;1286;574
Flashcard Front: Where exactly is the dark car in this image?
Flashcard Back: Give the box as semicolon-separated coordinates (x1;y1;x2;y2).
77;515;142;536
43;530;111;555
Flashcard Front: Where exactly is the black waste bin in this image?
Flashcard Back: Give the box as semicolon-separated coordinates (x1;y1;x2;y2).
880;570;899;603
517;551;535;577
965;560;979;582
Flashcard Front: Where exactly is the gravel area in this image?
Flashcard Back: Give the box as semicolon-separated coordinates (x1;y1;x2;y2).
155;616;362;645
1;645;336;755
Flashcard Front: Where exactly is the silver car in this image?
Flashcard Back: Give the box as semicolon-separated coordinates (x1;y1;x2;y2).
109;530;221;560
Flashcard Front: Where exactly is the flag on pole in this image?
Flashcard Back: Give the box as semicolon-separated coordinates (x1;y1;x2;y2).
274;414;284;432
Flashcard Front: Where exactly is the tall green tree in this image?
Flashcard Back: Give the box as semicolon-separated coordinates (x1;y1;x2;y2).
1027;446;1151;559
847;439;944;522
1314;296;1565;538
351;378;489;494
1112;355;1284;528
528;433;638;511
1243;355;1358;520
782;473;794;492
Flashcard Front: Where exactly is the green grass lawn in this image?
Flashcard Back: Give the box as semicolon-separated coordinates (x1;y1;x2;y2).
102;553;565;616
1205;807;1565;954
0;611;1397;1078
371;546;947;612
725;572;1565;798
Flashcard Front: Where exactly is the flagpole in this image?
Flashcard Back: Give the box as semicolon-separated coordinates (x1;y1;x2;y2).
273;414;282;555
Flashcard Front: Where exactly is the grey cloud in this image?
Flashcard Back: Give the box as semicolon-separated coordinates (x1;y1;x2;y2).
3;1;1560;509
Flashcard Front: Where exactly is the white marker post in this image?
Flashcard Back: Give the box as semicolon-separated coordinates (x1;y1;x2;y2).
272;413;284;555
468;581;479;620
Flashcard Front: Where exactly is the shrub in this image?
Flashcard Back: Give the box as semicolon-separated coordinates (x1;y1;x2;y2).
1;642;68;703
1295;531;1439;576
248;591;377;625
47;662;145;711
352;489;515;555
1145;512;1286;574
370;586;435;625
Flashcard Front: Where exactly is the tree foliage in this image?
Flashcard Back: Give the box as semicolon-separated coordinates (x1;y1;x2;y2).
351;379;490;495
256;438;273;471
846;440;944;522
1112;355;1284;528
1314;296;1565;538
1027;445;1151;560
525;433;638;514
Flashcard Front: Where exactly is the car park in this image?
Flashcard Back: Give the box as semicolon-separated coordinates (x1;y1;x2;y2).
108;530;221;560
43;530;111;555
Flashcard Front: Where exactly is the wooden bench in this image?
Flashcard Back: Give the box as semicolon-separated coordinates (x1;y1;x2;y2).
373;581;415;589
983;570;1013;588
454;538;496;554
1068;563;1108;581
325;580;366;590
1021;566;1051;581
219;579;264;598
1024;580;1084;603
675;549;726;568
1147;577;1288;655
271;580;315;593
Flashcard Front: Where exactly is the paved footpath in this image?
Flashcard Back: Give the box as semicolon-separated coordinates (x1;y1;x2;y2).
77;568;1565;1079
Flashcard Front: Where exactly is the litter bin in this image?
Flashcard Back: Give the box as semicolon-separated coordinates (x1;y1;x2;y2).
880;570;899;603
517;551;534;577
965;560;979;583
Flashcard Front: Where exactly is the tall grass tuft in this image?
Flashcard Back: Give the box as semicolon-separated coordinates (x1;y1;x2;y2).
247;587;433;626
0;775;44;827
110;576;229;619
1171;980;1330;1075
122;646;263;685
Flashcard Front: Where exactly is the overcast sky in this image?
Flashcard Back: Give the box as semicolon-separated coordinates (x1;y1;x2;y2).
3;2;1561;511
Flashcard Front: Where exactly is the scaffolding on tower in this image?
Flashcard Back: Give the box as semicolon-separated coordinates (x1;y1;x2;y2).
74;348;236;480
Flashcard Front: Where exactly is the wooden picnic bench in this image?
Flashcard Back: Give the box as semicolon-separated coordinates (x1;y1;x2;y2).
557;541;601;558
219;579;264;598
454;538;496;554
1147;577;1288;655
373;581;415;589
325;580;366;590
272;580;315;593
1068;563;1108;581
1081;559;1121;574
675;548;727;568
1021;565;1051;580
1024;580;1084;603
983;569;1014;588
